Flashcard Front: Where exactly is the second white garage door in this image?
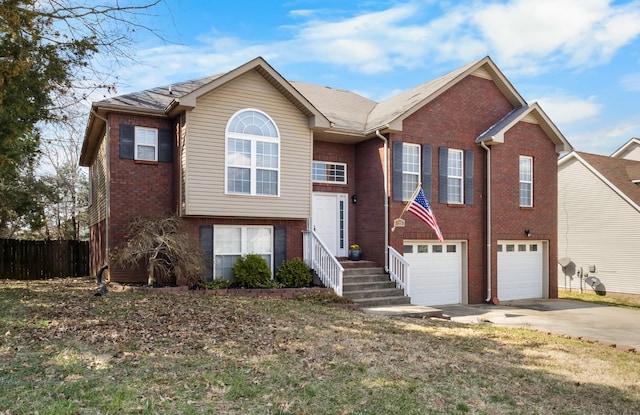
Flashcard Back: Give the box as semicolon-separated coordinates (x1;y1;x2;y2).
404;241;463;306
497;241;543;301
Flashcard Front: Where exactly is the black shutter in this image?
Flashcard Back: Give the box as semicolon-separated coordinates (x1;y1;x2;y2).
200;226;214;281
464;150;474;205
158;128;173;163
119;124;135;159
438;147;449;204
274;226;287;275
422;145;432;201
392;141;403;201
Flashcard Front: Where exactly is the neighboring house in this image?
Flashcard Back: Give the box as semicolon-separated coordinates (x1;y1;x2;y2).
558;139;640;295
80;56;571;305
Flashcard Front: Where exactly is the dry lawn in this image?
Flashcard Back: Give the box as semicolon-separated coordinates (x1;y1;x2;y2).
1;278;639;414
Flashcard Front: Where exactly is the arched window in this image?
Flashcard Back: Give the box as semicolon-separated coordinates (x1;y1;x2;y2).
225;109;280;196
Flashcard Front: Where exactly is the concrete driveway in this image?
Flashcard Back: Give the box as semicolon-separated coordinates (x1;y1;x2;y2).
438;299;640;351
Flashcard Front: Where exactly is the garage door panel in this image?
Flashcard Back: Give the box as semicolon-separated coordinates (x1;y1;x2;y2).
405;242;462;306
498;241;543;301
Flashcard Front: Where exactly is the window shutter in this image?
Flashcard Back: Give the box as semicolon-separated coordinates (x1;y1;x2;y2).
464;150;474;205
422;145;432;201
119;124;135;159
158;128;173;162
200;226;214;281
392;141;403;201
438;147;449;204
274;226;287;275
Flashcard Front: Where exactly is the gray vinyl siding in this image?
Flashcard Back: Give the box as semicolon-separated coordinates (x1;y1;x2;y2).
558;158;640;295
88;133;108;226
183;70;312;218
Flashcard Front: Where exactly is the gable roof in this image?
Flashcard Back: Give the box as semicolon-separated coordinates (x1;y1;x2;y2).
560;151;640;210
365;56;526;133
610;137;640;159
81;55;570;163
476;102;571;153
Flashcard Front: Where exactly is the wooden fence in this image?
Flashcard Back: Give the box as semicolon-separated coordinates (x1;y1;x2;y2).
0;239;89;279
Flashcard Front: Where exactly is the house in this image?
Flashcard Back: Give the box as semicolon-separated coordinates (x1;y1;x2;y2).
558;139;640;295
80;56;571;305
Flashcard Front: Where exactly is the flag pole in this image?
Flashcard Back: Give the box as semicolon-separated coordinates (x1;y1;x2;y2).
392;182;422;232
397;182;422;220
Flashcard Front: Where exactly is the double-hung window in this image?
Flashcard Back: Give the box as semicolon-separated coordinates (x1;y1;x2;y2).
402;143;421;200
213;226;273;280
135;127;158;161
226;109;280;196
519;156;533;207
447;149;464;204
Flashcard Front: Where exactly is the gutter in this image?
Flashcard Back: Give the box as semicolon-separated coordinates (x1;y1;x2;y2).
375;129;389;272
479;141;494;303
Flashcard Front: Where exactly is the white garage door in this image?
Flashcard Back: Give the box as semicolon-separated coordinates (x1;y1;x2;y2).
497;241;543;301
404;241;462;306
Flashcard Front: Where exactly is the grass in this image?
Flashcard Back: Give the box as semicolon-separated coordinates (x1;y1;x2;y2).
1;278;639;414
559;289;640;309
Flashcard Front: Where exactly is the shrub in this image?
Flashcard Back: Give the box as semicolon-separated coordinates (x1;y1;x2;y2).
276;258;312;287
231;254;274;288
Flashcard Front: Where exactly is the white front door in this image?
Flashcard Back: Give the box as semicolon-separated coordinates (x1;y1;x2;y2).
312;193;348;257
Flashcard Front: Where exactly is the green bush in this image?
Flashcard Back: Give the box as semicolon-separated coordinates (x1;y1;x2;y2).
231;254;274;288
276;258;313;287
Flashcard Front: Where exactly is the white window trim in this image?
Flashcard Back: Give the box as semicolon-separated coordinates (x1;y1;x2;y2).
225;109;280;197
312;161;347;184
519;155;533;207
213;225;274;280
402;143;421;201
447;149;464;204
134;126;158;161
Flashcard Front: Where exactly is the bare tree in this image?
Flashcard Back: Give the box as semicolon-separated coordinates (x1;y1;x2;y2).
110;216;206;287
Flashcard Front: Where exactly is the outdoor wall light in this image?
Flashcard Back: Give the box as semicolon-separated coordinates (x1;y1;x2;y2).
351;194;357;204
524;229;531;237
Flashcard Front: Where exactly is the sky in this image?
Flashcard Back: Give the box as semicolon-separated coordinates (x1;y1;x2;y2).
104;0;640;155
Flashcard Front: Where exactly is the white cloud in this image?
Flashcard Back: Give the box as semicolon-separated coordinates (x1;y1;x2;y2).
534;94;602;124
112;0;640;86
469;0;640;73
564;119;640;154
621;72;640;91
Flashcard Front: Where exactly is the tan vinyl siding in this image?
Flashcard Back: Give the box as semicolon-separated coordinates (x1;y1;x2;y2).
558;158;640;294
88;133;108;226
183;70;312;218
619;146;640;161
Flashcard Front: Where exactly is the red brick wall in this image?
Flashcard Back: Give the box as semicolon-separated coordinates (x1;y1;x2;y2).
354;138;387;267
108;113;176;283
380;75;558;303
312;140;357;252
491;122;558;299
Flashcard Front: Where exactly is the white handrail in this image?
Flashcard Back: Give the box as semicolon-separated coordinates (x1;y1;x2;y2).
388;246;410;296
302;230;344;296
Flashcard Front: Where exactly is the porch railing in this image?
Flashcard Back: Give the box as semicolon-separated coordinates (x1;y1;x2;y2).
302;230;344;296
388;246;410;296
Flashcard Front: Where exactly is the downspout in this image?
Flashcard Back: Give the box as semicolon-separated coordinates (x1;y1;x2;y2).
375;129;389;272
479;141;493;303
91;109;110;273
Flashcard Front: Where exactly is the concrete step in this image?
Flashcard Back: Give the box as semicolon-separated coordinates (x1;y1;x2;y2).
350;295;412;307
343;274;392;284
344;287;407;300
343;280;397;292
342;267;387;277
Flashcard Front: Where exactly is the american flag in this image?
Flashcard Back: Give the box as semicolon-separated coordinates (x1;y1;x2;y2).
408;188;444;242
